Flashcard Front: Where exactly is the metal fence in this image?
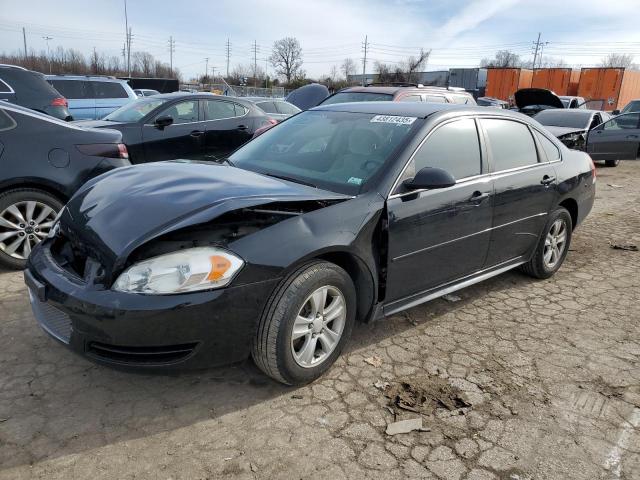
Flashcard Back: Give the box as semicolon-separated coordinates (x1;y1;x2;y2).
179;81;287;99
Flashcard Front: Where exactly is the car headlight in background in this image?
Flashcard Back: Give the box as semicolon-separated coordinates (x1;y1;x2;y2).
558;132;585;148
113;247;244;294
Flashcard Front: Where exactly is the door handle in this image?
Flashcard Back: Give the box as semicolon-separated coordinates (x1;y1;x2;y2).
466;191;490;203
540;175;556;185
626;134;639;139
236;125;249;131
190;130;204;137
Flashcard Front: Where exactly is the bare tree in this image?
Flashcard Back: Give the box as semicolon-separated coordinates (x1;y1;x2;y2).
133;51;154;76
403;49;431;83
329;65;339;83
480;50;522;68
600;53;637;68
341;58;357;81
269;37;303;84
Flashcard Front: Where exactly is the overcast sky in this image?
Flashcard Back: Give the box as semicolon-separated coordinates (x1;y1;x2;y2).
1;0;640;80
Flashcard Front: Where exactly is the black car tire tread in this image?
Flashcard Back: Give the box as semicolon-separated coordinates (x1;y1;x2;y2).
0;188;63;270
605;159;619;167
252;260;356;385
521;207;573;280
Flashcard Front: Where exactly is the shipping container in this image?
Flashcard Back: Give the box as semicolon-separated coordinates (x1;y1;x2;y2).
485;68;533;103
531;68;580;96
417;71;449;87
577;68;640;111
449;68;487;98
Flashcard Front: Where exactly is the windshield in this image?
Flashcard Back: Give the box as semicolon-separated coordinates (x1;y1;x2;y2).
104;97;167;122
534;111;591;129
230;110;419;195
320;92;394;105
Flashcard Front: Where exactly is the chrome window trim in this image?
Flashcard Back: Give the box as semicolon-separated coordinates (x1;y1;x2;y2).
0;78;14;94
0;109;17;131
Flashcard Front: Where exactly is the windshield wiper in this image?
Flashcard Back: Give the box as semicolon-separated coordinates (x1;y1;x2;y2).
264;173;317;188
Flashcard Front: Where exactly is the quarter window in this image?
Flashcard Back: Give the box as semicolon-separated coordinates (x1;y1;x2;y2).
399;95;422;102
256;101;277;113
407;118;482;182
425;95;447;103
534;131;560;162
482;119;538;171
49;80;90;99
90;81;128;99
156;100;199;124
0;109;16;131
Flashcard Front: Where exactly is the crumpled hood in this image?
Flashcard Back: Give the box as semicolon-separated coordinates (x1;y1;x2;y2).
544;126;587;138
60;161;349;269
515;88;564;109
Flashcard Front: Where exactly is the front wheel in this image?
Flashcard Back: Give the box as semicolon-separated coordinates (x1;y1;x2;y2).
252;261;356;385
0;189;63;270
521;207;572;279
605;159;620;167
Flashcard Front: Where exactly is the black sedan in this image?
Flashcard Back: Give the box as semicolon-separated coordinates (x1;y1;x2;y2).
75;93;273;163
0;102;130;269
534;109;610;150
25;102;596;385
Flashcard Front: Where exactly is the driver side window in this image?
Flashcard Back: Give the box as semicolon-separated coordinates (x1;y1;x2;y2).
602;113;640;130
155;100;198;124
399;118;481;186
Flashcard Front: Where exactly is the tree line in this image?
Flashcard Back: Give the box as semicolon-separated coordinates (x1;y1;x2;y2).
0;47;180;79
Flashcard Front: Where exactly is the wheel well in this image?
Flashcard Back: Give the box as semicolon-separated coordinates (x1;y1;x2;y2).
0;182;67;204
317;251;376;323
559;198;578;230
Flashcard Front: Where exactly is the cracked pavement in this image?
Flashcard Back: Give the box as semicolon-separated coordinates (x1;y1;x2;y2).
1;162;639;480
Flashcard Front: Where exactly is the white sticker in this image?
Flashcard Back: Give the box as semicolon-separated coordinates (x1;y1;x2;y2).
370;115;417;125
348;177;363;185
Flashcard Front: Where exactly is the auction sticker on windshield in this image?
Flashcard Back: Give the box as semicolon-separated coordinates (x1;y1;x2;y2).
370;115;417;125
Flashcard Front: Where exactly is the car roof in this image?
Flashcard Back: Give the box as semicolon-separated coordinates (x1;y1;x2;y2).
45;75;128;83
243;97;288;102
338;85;470;96
141;92;255;105
535;108;601;115
312;101;518;119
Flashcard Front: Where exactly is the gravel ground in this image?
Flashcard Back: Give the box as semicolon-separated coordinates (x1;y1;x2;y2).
0;162;639;480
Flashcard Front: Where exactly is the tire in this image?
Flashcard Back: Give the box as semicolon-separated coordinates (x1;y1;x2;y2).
605;159;620;167
252;260;356;385
521;207;572;280
0;189;63;270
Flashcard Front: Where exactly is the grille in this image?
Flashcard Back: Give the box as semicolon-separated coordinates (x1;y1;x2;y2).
28;290;72;344
86;342;198;365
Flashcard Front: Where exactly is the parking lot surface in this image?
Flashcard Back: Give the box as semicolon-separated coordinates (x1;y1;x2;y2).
1;163;639;480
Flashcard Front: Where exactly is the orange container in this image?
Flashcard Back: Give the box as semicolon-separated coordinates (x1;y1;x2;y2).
485;68;533;103
531;68;580;96
577;68;640;111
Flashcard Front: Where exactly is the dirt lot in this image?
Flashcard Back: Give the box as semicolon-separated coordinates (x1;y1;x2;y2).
1;162;639;480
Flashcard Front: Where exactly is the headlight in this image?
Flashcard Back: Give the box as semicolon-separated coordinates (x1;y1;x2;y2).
113;247;244;294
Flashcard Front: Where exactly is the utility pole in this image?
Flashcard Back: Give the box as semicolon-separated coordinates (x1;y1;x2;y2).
168;36;175;75
22;27;27;58
204;57;209;83
531;33;548;70
265;56;268;89
361;35;368;86
124;0;131;77
211;66;216;81
225;38;231;78
42;36;52;73
253;40;258;88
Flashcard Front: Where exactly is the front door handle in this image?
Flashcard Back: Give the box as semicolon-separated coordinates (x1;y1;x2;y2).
236;125;249;131
466;191;490;203
541;175;556;185
626;134;639;139
190;130;204;137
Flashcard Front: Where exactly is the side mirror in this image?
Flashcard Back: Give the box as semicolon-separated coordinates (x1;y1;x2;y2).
403;167;456;190
612;109;620;115
154;115;174;130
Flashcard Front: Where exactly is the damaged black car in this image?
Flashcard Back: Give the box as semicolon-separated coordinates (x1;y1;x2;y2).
25;102;596;385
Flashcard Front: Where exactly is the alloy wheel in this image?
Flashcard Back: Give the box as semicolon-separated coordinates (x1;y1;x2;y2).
543;218;567;270
291;285;347;368
0;201;57;260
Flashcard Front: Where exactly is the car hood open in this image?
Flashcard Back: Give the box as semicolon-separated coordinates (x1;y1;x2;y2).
515;88;565;109
59;161;349;270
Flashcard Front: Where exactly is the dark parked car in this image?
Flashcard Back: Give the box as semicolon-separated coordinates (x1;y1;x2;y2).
614;99;640;115
477;97;509;108
0;102;130;269
75;93;272;163
243;97;301;121
586;112;640;165
0;65;72;121
319;84;476;106
25;102;595;385
515;88;586;116
534;108;610;151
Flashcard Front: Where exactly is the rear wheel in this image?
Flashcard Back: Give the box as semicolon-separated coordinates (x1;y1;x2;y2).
521;207;572;279
252;261;356;385
0;189;63;270
605;159;620;167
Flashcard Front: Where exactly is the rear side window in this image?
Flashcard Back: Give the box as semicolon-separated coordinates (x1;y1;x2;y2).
0;79;11;93
409;118;482;181
275;102;300;114
256;101;277;113
0;109;17;131
534;131;560;162
205;100;245;120
399;95;422;102
49;80;90;99
91;81;128;99
425;95;447;103
483;119;538;171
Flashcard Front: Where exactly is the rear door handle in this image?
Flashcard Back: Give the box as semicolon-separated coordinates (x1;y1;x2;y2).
190;130;204;137
237;125;249;131
541;175;556;185
626;134;639;139
466;191;490;203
